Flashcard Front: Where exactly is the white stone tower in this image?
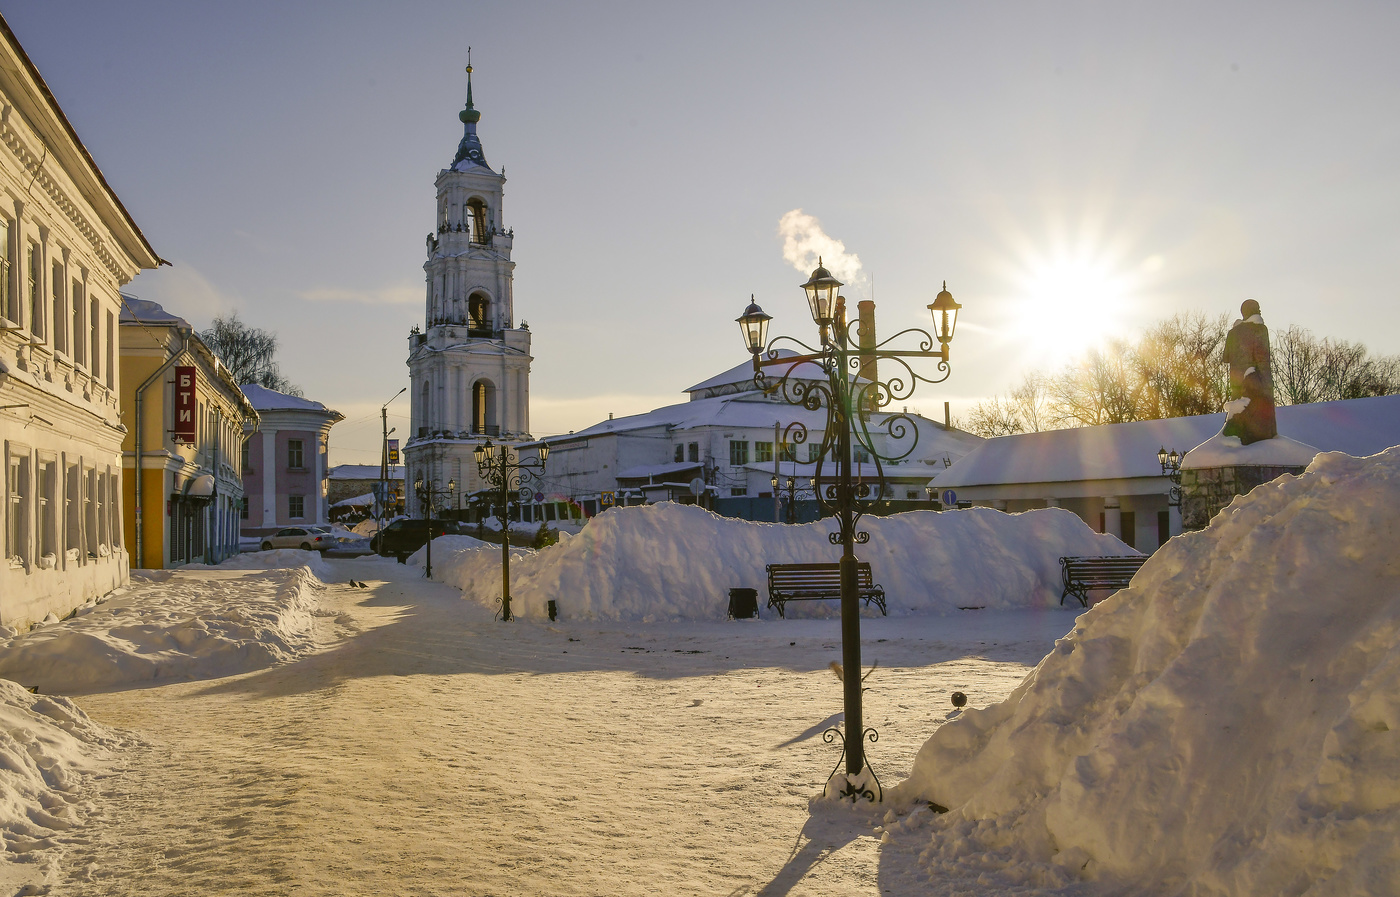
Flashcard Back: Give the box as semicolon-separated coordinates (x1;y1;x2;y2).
404;61;532;515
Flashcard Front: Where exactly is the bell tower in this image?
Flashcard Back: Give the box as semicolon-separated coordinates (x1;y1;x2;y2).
405;58;533;512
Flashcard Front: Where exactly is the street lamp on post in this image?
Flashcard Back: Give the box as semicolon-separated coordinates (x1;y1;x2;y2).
737;259;963;802
1158;446;1183;506
771;474;801;524
474;439;548;621
413;475;455;579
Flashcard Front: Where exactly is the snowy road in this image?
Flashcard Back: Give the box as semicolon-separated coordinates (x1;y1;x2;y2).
57;558;1077;896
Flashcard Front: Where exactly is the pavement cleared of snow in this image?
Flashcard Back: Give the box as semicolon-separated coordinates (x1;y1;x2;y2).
11;556;1076;896
889;447;1400;896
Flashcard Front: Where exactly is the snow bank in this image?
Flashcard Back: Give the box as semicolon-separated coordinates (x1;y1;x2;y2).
0;679;123;888
0;567;324;694
405;534;494;567
888;448;1400;896
205;547;341;582
424;503;1130;621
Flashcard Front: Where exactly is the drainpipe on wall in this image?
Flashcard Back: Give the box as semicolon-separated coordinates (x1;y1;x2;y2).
133;327;188;568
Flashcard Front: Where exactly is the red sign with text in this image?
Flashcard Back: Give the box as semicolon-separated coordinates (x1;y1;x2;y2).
173;366;197;443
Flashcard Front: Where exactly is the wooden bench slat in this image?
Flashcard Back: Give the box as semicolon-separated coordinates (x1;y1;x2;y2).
1059;555;1148;608
765;561;887;618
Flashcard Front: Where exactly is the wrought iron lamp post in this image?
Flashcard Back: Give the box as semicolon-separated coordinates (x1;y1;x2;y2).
473;439;549;622
736;264;962;801
1158;446;1183;506
412;475;455;580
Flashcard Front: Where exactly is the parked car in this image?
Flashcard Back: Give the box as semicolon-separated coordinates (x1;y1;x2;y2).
260;527;336;553
370;519;461;560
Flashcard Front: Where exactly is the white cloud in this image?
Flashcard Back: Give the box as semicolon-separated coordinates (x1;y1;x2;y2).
298;284;420;305
124;261;243;328
777;209;865;288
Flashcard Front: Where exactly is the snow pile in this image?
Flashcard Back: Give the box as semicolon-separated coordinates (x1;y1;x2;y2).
888;448;1400;896
0;567;324;694
0;679;123;888
405;533;493;566
1182;432;1320;469
423;503;1130;621
204;547;341;582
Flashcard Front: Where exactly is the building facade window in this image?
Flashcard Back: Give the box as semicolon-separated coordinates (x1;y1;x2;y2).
779;442;796;462
673;444;684;463
730;487;747;497
729;440;748;466
38;459;55;562
854;447;870;464
0;218;12;324
688;443;699;463
240;496;249;520
105;310;115;385
807;443;822;462
288;495;305;519
51;262;65;354
90;297;100;378
241;437;251;473
65;464;80;561
6;450;29;566
71;279;84;366
27;242;41;340
755;441;773;463
288;439;304;469
84;467;97;557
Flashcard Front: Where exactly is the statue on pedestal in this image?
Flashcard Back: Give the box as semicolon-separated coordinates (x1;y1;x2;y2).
1221;299;1277;445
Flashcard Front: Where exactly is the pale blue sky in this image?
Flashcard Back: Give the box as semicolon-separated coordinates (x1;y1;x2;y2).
7;2;1399;464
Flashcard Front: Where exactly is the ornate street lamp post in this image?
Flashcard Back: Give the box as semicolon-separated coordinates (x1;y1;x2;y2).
473;439;549;621
737;263;962;801
1158;446;1183;505
412;475;455;580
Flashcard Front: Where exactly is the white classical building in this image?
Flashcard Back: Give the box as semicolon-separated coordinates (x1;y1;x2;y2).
0;19;162;625
532;353;984;524
404;64;531;515
239;385;343;535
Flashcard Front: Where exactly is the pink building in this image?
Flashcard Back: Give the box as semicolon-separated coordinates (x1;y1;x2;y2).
240;385;342;534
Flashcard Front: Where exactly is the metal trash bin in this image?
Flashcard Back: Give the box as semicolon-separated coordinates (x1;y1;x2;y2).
728;588;758;619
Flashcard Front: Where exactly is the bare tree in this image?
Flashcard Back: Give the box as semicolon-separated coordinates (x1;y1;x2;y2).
1274;325;1400;404
1132;312;1230;419
200;313;301;396
1049;340;1142;427
966;394;1024;437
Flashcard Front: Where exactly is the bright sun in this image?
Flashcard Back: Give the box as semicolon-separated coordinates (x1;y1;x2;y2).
1008;249;1142;356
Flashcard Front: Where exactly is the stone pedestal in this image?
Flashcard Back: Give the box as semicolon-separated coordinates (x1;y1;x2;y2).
1180;464;1306;531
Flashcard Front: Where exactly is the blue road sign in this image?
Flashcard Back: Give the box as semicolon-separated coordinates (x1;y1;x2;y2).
942;489;957;506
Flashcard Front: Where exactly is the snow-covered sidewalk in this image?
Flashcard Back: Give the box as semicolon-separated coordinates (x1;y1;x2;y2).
9;555;1076;895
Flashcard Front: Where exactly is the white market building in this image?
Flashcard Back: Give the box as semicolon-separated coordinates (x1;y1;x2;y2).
928;394;1400;552
533;352;983;524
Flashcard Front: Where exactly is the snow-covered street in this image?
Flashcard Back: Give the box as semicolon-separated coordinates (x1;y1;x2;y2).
40;557;1073;896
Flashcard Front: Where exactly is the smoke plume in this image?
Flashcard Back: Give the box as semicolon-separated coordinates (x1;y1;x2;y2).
777;209;865;290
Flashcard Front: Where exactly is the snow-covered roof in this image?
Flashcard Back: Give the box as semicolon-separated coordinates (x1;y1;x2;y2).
933;394;1400;489
684;350;824;396
329;464;405;480
616;461;704;482
241;384;341;419
330;493;377;507
119;296;190;330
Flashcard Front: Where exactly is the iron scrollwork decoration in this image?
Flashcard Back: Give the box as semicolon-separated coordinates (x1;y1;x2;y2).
822;726;884;802
473;439;548;622
1159;446;1184;506
737;267;962;802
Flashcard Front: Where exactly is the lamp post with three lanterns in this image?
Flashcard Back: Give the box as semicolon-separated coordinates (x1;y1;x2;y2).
736;260;962;801
473;439;548;622
412;475;455;580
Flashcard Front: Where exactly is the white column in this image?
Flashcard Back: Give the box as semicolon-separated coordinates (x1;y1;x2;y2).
1103;498;1122;540
261;428;277;527
314;429;326;524
1169;503;1182;536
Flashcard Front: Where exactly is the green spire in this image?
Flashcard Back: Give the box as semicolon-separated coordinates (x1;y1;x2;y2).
459;59;480;124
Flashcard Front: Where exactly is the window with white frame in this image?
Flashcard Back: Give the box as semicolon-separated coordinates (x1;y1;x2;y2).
71;279;85;366
27;242;42;340
0;218;13;325
288;439;304;469
6;450;29;566
38;459;55;562
89;297;100;380
51;262;65;354
288;495;305;519
755;441;773;463
729;440;748;466
107;469;120;549
65;463;80;561
807;443;822;463
84;467;97;557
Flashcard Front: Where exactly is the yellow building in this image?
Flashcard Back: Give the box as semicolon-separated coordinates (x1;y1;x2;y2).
0;17;162;626
119;298;258;568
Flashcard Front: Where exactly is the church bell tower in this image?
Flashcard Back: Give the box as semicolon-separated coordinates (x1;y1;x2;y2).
405;60;533;513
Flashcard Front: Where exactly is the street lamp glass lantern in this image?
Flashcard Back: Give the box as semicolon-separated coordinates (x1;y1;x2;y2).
414;476;424;492
736;298;772;355
447;479;456;492
771;475;779;490
538;443;549;464
473;443;486;464
801;260;842;326
928;281;962;345
1158;446;1169;467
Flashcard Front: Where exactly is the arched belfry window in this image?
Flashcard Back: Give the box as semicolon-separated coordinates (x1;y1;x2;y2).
472;379;498;436
420;380;431;434
468;292;491;335
467;198;490;244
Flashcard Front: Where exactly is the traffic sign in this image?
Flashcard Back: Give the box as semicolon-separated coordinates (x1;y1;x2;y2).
601;491;615;507
534;492;545;503
942;489;957;506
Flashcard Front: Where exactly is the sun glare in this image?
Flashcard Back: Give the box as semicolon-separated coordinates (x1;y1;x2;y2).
1009;249;1140;357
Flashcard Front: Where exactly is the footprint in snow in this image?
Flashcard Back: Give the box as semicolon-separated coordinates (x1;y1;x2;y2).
690;699;703;707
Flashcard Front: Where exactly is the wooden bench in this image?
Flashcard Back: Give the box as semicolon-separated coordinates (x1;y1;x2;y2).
1060;555;1149;608
765;562;887;619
